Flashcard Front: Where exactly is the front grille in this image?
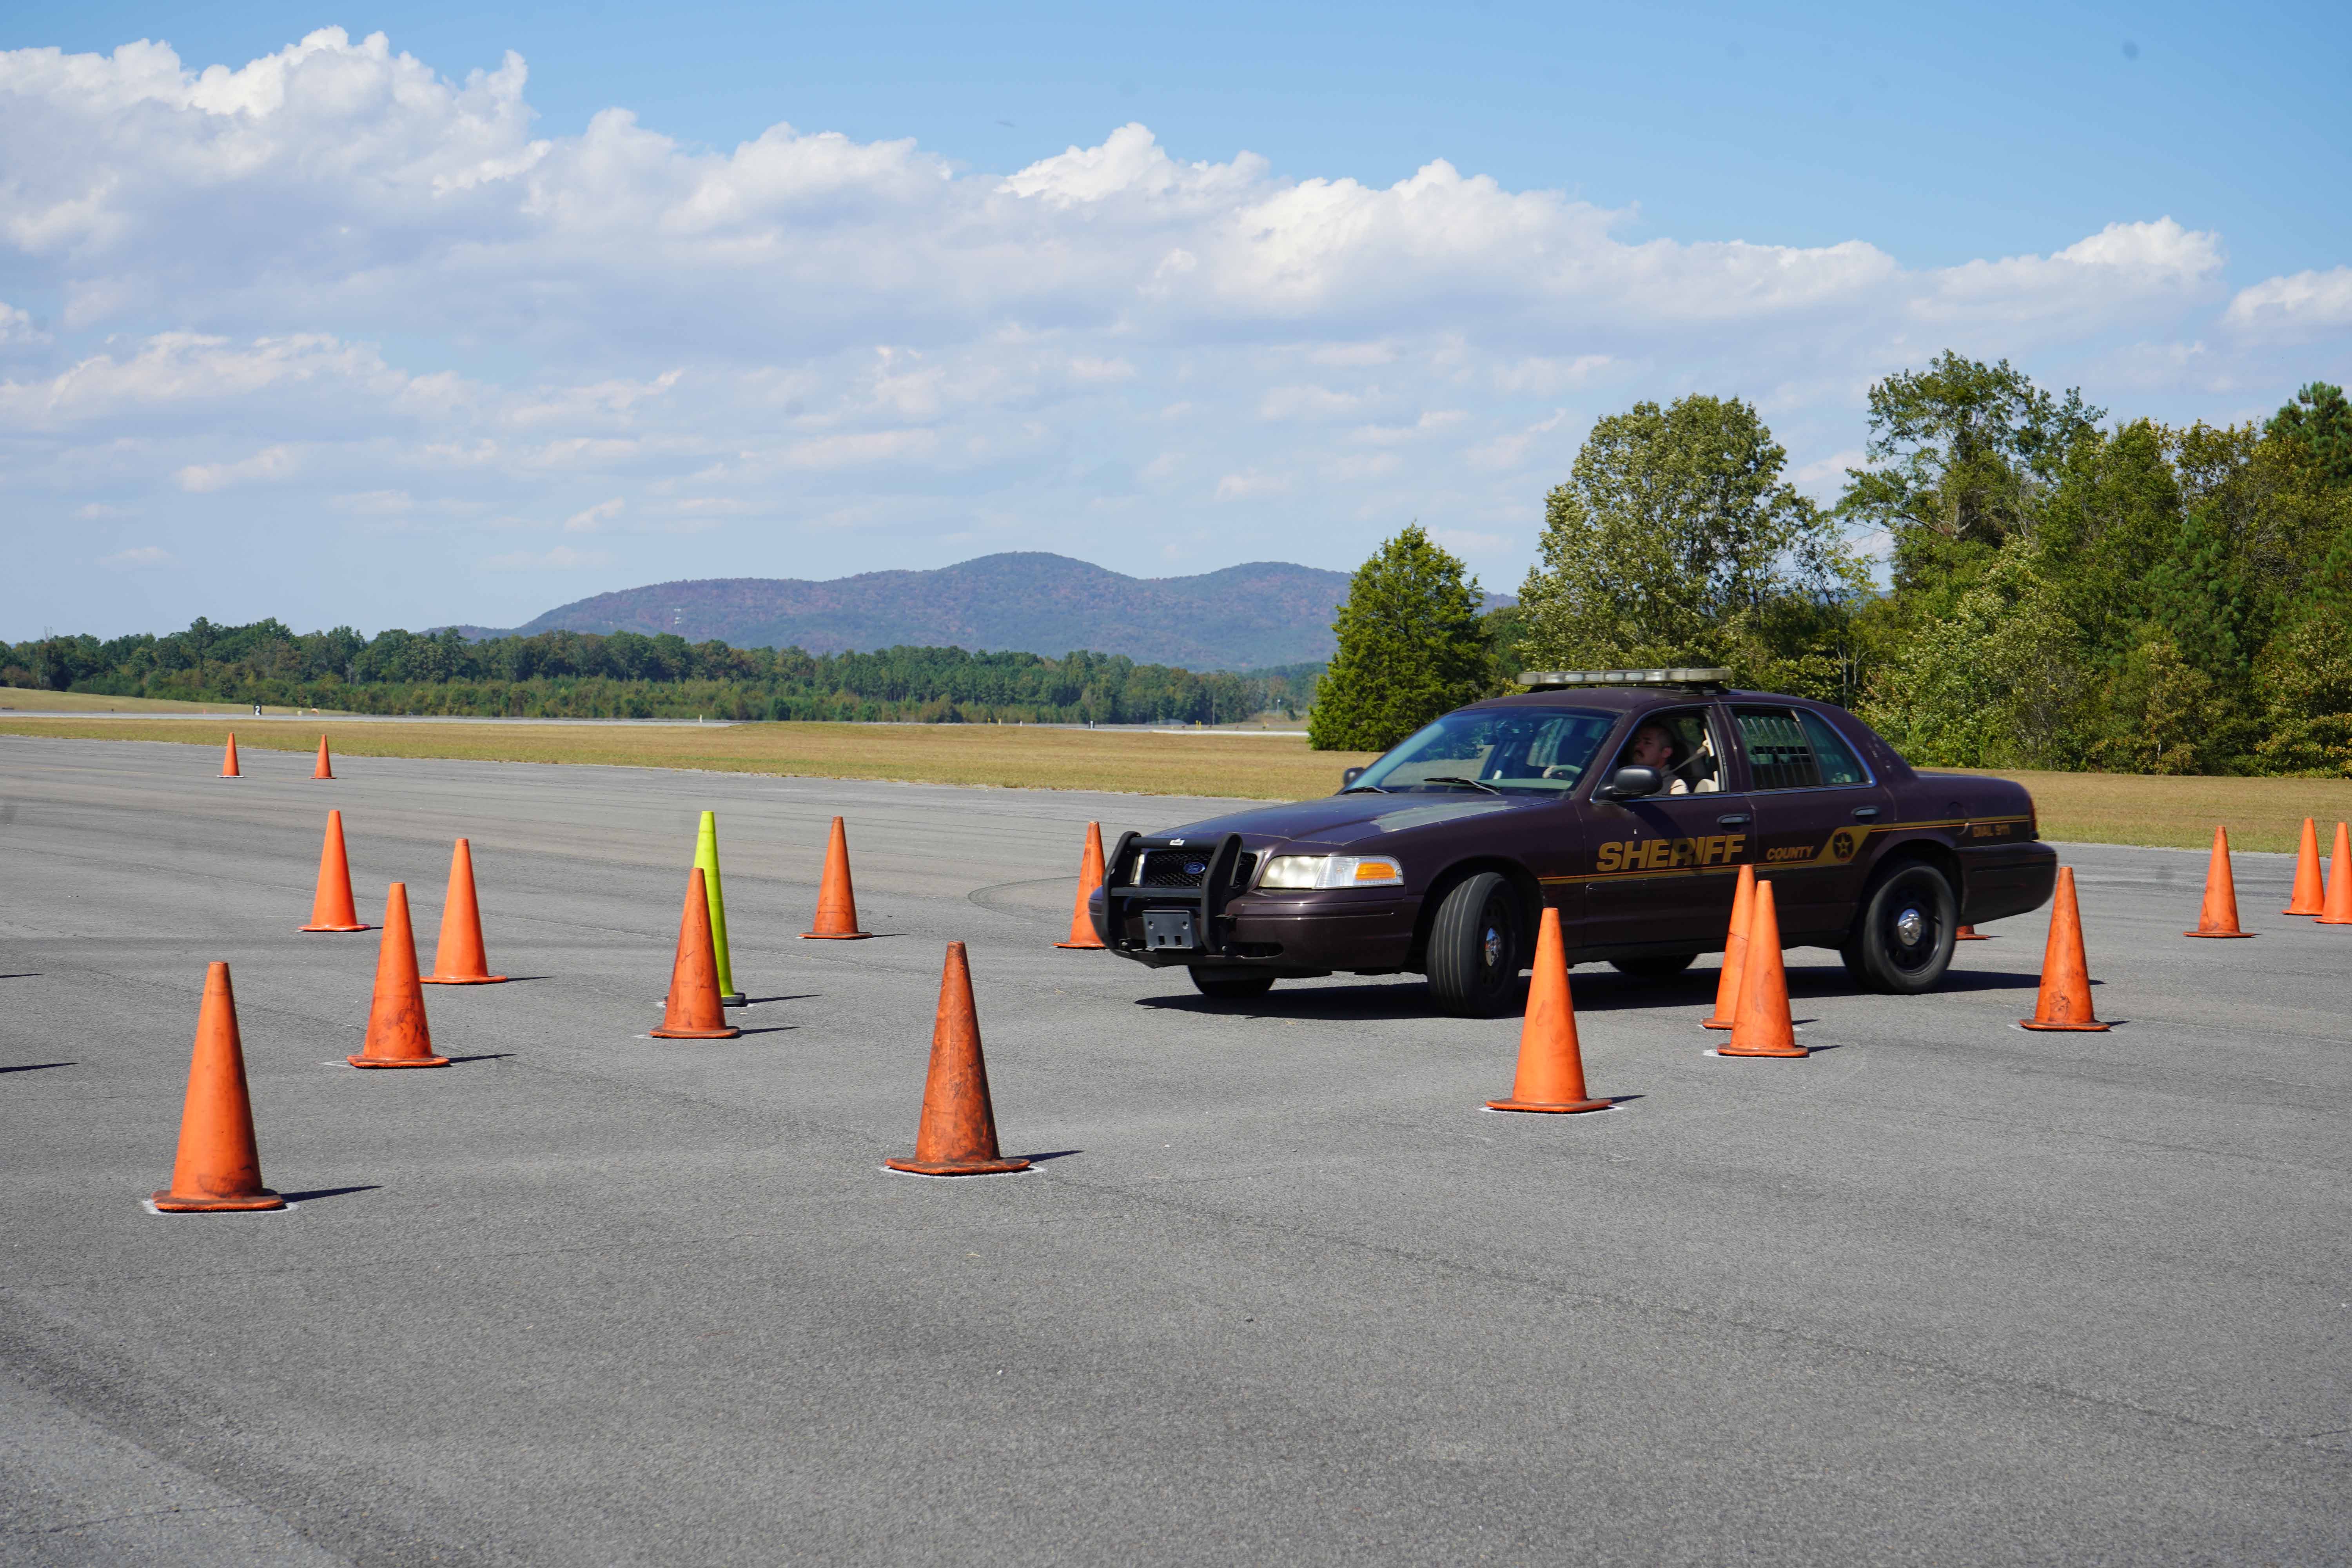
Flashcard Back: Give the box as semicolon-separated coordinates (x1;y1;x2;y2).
1134;849;1259;889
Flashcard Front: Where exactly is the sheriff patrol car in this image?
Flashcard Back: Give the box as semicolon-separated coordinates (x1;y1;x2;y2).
1088;669;2057;1016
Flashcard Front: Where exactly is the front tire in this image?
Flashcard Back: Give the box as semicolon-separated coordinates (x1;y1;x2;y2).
1841;861;1956;994
1189;969;1276;1000
1426;872;1526;1018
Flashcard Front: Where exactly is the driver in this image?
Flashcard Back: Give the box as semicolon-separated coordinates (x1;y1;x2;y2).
1625;722;1720;795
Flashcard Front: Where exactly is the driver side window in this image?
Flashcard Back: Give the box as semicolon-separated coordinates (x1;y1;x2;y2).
1607;708;1723;796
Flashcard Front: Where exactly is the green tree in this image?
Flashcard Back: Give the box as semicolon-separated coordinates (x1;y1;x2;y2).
2267;382;2352;491
1515;394;1864;696
1839;352;2103;594
1308;524;1490;751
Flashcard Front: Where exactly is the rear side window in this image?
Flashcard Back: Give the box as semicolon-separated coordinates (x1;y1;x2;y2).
1798;711;1869;786
1733;708;1820;790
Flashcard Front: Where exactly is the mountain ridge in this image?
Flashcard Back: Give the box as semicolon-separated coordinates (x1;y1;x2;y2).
455;552;1512;671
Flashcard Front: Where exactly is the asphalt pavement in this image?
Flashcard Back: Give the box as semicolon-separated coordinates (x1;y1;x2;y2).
1;735;2345;1566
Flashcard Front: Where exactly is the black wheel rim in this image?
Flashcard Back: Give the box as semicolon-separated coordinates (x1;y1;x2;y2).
1884;895;1940;973
1478;890;1516;989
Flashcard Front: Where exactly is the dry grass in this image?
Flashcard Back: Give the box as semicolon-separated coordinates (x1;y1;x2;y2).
0;716;1372;800
4;713;2346;847
0;688;338;715
1964;768;2352;854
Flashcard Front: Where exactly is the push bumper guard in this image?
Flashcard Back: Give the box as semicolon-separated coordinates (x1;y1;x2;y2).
1101;830;1249;963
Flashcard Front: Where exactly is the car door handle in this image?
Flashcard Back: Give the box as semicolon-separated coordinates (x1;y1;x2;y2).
1851;806;1880;819
1717;813;1750;827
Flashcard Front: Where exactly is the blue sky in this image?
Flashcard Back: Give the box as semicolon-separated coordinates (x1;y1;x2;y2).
2;2;2347;638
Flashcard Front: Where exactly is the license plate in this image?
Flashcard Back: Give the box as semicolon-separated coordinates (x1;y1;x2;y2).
1143;909;1197;951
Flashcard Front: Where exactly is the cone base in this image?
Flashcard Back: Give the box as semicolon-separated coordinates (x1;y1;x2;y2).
1700;1016;1733;1030
347;1053;452;1068
802;930;872;940
2283;905;2323;916
2018;1018;2109;1032
218;776;243;781
1954;932;1991;941
1485;1097;1611;1114
421;972;508;984
299;922;372;933
648;1024;741;1039
719;992;747;1007
2182;929;2254;939
2316;915;2352;926
1053;939;1106;950
151;1189;284;1212
1716;1042;1808;1058
886;1156;1032;1176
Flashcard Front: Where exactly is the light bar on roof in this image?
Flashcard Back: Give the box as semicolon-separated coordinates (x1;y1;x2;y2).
1515;668;1733;690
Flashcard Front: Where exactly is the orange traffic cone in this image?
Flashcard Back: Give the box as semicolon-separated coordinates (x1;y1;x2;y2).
311;736;334;779
1719;880;1805;1057
2020;866;2108;1031
421;838;506;984
650;867;741;1039
886;942;1030;1175
220;733;241;779
1486;907;1611;1112
1701;863;1755;1029
1955;924;1990;941
298;810;370;933
151;963;284;1211
348;884;449;1067
801;816;871;939
2283;817;2325;916
1054;822;1109;949
2184;826;2254;938
2319;823;2352;927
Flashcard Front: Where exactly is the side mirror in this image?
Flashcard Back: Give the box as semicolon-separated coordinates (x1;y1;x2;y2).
1601;764;1662;800
1341;767;1365;789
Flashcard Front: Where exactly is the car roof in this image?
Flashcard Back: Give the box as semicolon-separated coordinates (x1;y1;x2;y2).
1464;688;1833;714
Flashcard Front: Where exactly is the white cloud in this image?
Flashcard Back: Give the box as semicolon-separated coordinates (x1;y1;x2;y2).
2224;267;2352;338
564;496;625;532
1214;469;1292;501
1469;410;1570;473
97;544;174;568
175;443;296;492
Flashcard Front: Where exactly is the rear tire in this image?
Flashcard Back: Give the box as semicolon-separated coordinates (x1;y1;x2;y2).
1842;861;1956;994
1426;872;1526;1018
1189;969;1276;1000
1610;953;1699;980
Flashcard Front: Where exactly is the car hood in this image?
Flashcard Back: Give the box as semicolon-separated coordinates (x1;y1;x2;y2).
1155;791;1543;849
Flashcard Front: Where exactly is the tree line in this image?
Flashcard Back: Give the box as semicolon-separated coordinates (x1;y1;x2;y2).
0;621;1324;727
1311;363;2352;777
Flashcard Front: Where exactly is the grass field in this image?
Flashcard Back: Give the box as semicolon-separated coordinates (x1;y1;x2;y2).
0;688;340;714
3;713;2348;850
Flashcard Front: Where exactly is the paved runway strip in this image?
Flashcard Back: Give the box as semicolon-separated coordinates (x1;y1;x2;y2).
2;736;2346;1565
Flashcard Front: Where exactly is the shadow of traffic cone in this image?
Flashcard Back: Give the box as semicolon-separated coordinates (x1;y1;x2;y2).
1486;907;1611;1112
348;884;449;1067
801;816;871;939
151;963;284;1211
421;838;506;984
1054;822;1108;950
650;867;741;1039
693;811;745;1005
298;810;370;933
311;736;333;779
2020;866;2108;1031
220;733;241;779
1955;924;1990;941
2284;817;2325;916
2318;823;2352;927
1719;881;1805;1057
1702;863;1755;1030
2184;826;2255;938
886;942;1030;1175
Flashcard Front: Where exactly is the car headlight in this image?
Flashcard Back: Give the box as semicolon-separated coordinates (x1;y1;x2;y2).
1258;854;1403;889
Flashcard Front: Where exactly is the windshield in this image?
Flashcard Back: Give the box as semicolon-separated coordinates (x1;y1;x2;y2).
1353;708;1614;795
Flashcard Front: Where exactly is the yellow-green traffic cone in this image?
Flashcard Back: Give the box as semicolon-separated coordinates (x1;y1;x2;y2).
694;811;745;1007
